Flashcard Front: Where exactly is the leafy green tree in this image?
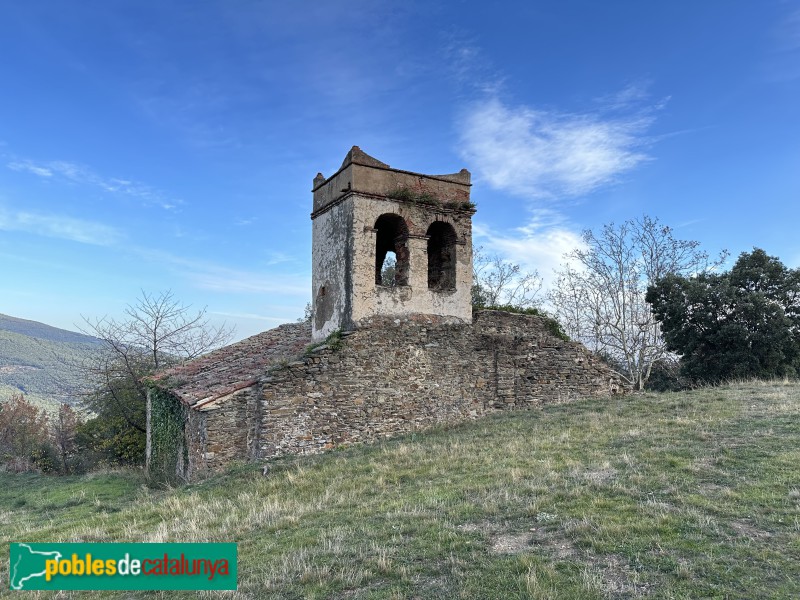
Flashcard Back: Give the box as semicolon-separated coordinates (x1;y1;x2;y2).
379;252;398;287
646;249;800;383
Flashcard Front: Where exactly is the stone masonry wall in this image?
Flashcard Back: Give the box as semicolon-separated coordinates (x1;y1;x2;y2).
184;387;259;480
255;310;623;462
182;310;624;478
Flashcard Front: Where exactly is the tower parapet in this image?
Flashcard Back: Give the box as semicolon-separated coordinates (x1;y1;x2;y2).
311;146;475;341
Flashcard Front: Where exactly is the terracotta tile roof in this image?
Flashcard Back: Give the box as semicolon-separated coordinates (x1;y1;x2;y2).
148;322;312;407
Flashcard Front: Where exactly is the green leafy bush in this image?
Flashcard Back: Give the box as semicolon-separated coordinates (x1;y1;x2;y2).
75;413;146;469
648;248;800;384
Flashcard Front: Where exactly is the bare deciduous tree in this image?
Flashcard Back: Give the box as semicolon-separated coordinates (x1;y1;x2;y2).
298;302;313;324
472;247;543;309
549;216;725;390
80;290;234;433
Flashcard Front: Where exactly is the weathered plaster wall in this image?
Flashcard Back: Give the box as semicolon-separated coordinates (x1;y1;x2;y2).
350;196;473;326
310;148;474;342
312;199;354;340
311;148;470;215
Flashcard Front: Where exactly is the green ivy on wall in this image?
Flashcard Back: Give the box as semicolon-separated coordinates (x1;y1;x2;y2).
147;386;187;484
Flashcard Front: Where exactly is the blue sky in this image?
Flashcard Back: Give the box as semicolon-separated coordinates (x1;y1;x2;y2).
1;1;799;342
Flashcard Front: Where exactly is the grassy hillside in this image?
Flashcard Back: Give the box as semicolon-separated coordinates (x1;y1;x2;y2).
0;315;102;409
1;381;799;598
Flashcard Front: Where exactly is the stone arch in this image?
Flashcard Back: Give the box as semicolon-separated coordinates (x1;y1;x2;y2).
375;213;410;286
427;221;457;290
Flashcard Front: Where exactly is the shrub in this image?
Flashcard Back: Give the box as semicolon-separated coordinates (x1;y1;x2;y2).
0;393;52;472
478;305;570;342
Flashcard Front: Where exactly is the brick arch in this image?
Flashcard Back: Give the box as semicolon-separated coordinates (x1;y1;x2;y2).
374;213;410;286
426;221;457;290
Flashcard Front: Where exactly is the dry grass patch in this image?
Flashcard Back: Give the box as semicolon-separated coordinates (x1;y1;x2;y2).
1;380;799;598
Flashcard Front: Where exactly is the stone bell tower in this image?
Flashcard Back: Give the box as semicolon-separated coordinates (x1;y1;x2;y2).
310;147;475;341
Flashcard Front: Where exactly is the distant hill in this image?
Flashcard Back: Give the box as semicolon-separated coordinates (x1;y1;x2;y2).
0;314;102;346
0;314;103;410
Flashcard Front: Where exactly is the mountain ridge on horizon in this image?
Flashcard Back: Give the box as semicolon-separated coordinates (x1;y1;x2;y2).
0;313;101;346
0;313;103;409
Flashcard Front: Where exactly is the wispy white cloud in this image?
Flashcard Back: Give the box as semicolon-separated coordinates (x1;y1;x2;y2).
442;30;505;95
460;94;658;199
0;208;121;246
264;251;297;266
776;8;800;52
446;35;660;286
474;209;584;290
8;160;54;178
594;82;664;111
445;30;661;200
6;158;183;211
133;248;309;296
187;260;308;296
188;267;308;295
765;7;800;82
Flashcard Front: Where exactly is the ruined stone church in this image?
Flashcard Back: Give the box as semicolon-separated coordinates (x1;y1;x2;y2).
146;147;623;481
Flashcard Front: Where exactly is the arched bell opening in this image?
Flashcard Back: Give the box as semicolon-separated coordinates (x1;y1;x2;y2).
374;214;410;287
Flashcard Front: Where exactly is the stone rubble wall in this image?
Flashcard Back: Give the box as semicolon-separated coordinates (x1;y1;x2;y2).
257;310;622;463
186;310;624;476
185;388;255;479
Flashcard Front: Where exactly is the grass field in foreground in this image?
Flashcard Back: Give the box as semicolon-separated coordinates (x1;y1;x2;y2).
1;381;799;599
